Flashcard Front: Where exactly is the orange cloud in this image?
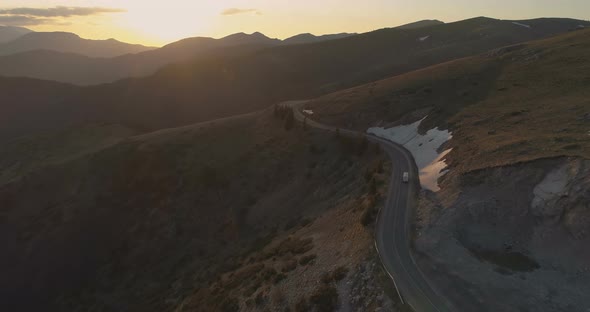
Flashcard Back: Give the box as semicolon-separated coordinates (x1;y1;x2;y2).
221;8;261;16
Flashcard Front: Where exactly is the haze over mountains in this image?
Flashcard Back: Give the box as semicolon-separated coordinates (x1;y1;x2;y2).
0;26;32;43
1;16;588;144
0;31;156;57
0;29;355;85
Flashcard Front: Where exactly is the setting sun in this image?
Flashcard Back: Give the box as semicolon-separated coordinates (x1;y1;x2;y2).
113;2;219;45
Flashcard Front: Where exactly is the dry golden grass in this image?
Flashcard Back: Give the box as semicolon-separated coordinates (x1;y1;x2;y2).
309;29;590;173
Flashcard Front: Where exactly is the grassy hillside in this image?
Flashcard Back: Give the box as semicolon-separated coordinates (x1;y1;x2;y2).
306;27;590;312
0;109;391;311
308;28;590;173
0;123;139;185
2;17;587;144
0;77;80;143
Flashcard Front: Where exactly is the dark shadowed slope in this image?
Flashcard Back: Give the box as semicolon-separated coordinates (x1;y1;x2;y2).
0;77;79;143
0;108;385;311
0;26;31;43
0;31;155;57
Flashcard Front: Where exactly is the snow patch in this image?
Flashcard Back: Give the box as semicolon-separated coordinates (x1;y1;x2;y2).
512;22;531;29
367;118;452;192
418;35;430;42
303;109;314;115
531;164;570;218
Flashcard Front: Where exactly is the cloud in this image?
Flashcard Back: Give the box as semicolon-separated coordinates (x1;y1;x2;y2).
221;8;261;16
0;6;125;18
0;15;50;26
0;6;125;26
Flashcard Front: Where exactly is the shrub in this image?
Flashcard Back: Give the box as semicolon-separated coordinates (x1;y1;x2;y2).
376;159;384;173
281;259;298;273
295;297;310;312
357;136;368;155
271;288;286;304
310;284;339;312
364;169;373;182
255;291;265;306
331;266;349;281
220;296;239;312
369;177;377;194
273;237;314;257
285;108;295;130
260;267;278;281
361;205;375;226
299;254;317;266
273;273;287;284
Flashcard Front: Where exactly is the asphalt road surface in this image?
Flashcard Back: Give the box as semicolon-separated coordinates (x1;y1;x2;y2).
286;101;454;312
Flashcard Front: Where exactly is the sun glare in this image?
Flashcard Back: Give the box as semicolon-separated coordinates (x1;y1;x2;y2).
114;2;221;45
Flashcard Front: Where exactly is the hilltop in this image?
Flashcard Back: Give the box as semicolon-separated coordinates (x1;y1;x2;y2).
395;19;444;29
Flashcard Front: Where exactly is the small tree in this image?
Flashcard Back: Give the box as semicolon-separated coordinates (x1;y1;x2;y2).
357;136;368;155
369;177;377;195
284;108;295;130
376;159;384;173
373;142;381;154
310;284;339;312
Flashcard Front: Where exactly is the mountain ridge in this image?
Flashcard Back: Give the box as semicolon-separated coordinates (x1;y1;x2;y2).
0;31;156;57
0;25;32;43
0;30;356;85
1;17;589;143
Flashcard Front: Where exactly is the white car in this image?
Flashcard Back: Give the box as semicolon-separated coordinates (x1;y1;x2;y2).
402;172;409;183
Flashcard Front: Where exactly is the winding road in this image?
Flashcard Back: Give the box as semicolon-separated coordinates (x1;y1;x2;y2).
285;101;454;312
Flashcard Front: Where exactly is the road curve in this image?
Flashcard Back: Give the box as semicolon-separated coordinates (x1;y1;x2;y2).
285;101;454;312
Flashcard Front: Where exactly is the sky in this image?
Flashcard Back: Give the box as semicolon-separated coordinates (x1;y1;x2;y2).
1;0;589;46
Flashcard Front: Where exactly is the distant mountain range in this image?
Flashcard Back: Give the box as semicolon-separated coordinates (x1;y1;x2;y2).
0;31;156;57
0;20;441;85
0;26;32;43
2;17;589;144
0;30;358;85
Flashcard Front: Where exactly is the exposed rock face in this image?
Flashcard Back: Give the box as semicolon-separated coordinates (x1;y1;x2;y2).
531;160;590;232
531;162;571;223
414;157;590;312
